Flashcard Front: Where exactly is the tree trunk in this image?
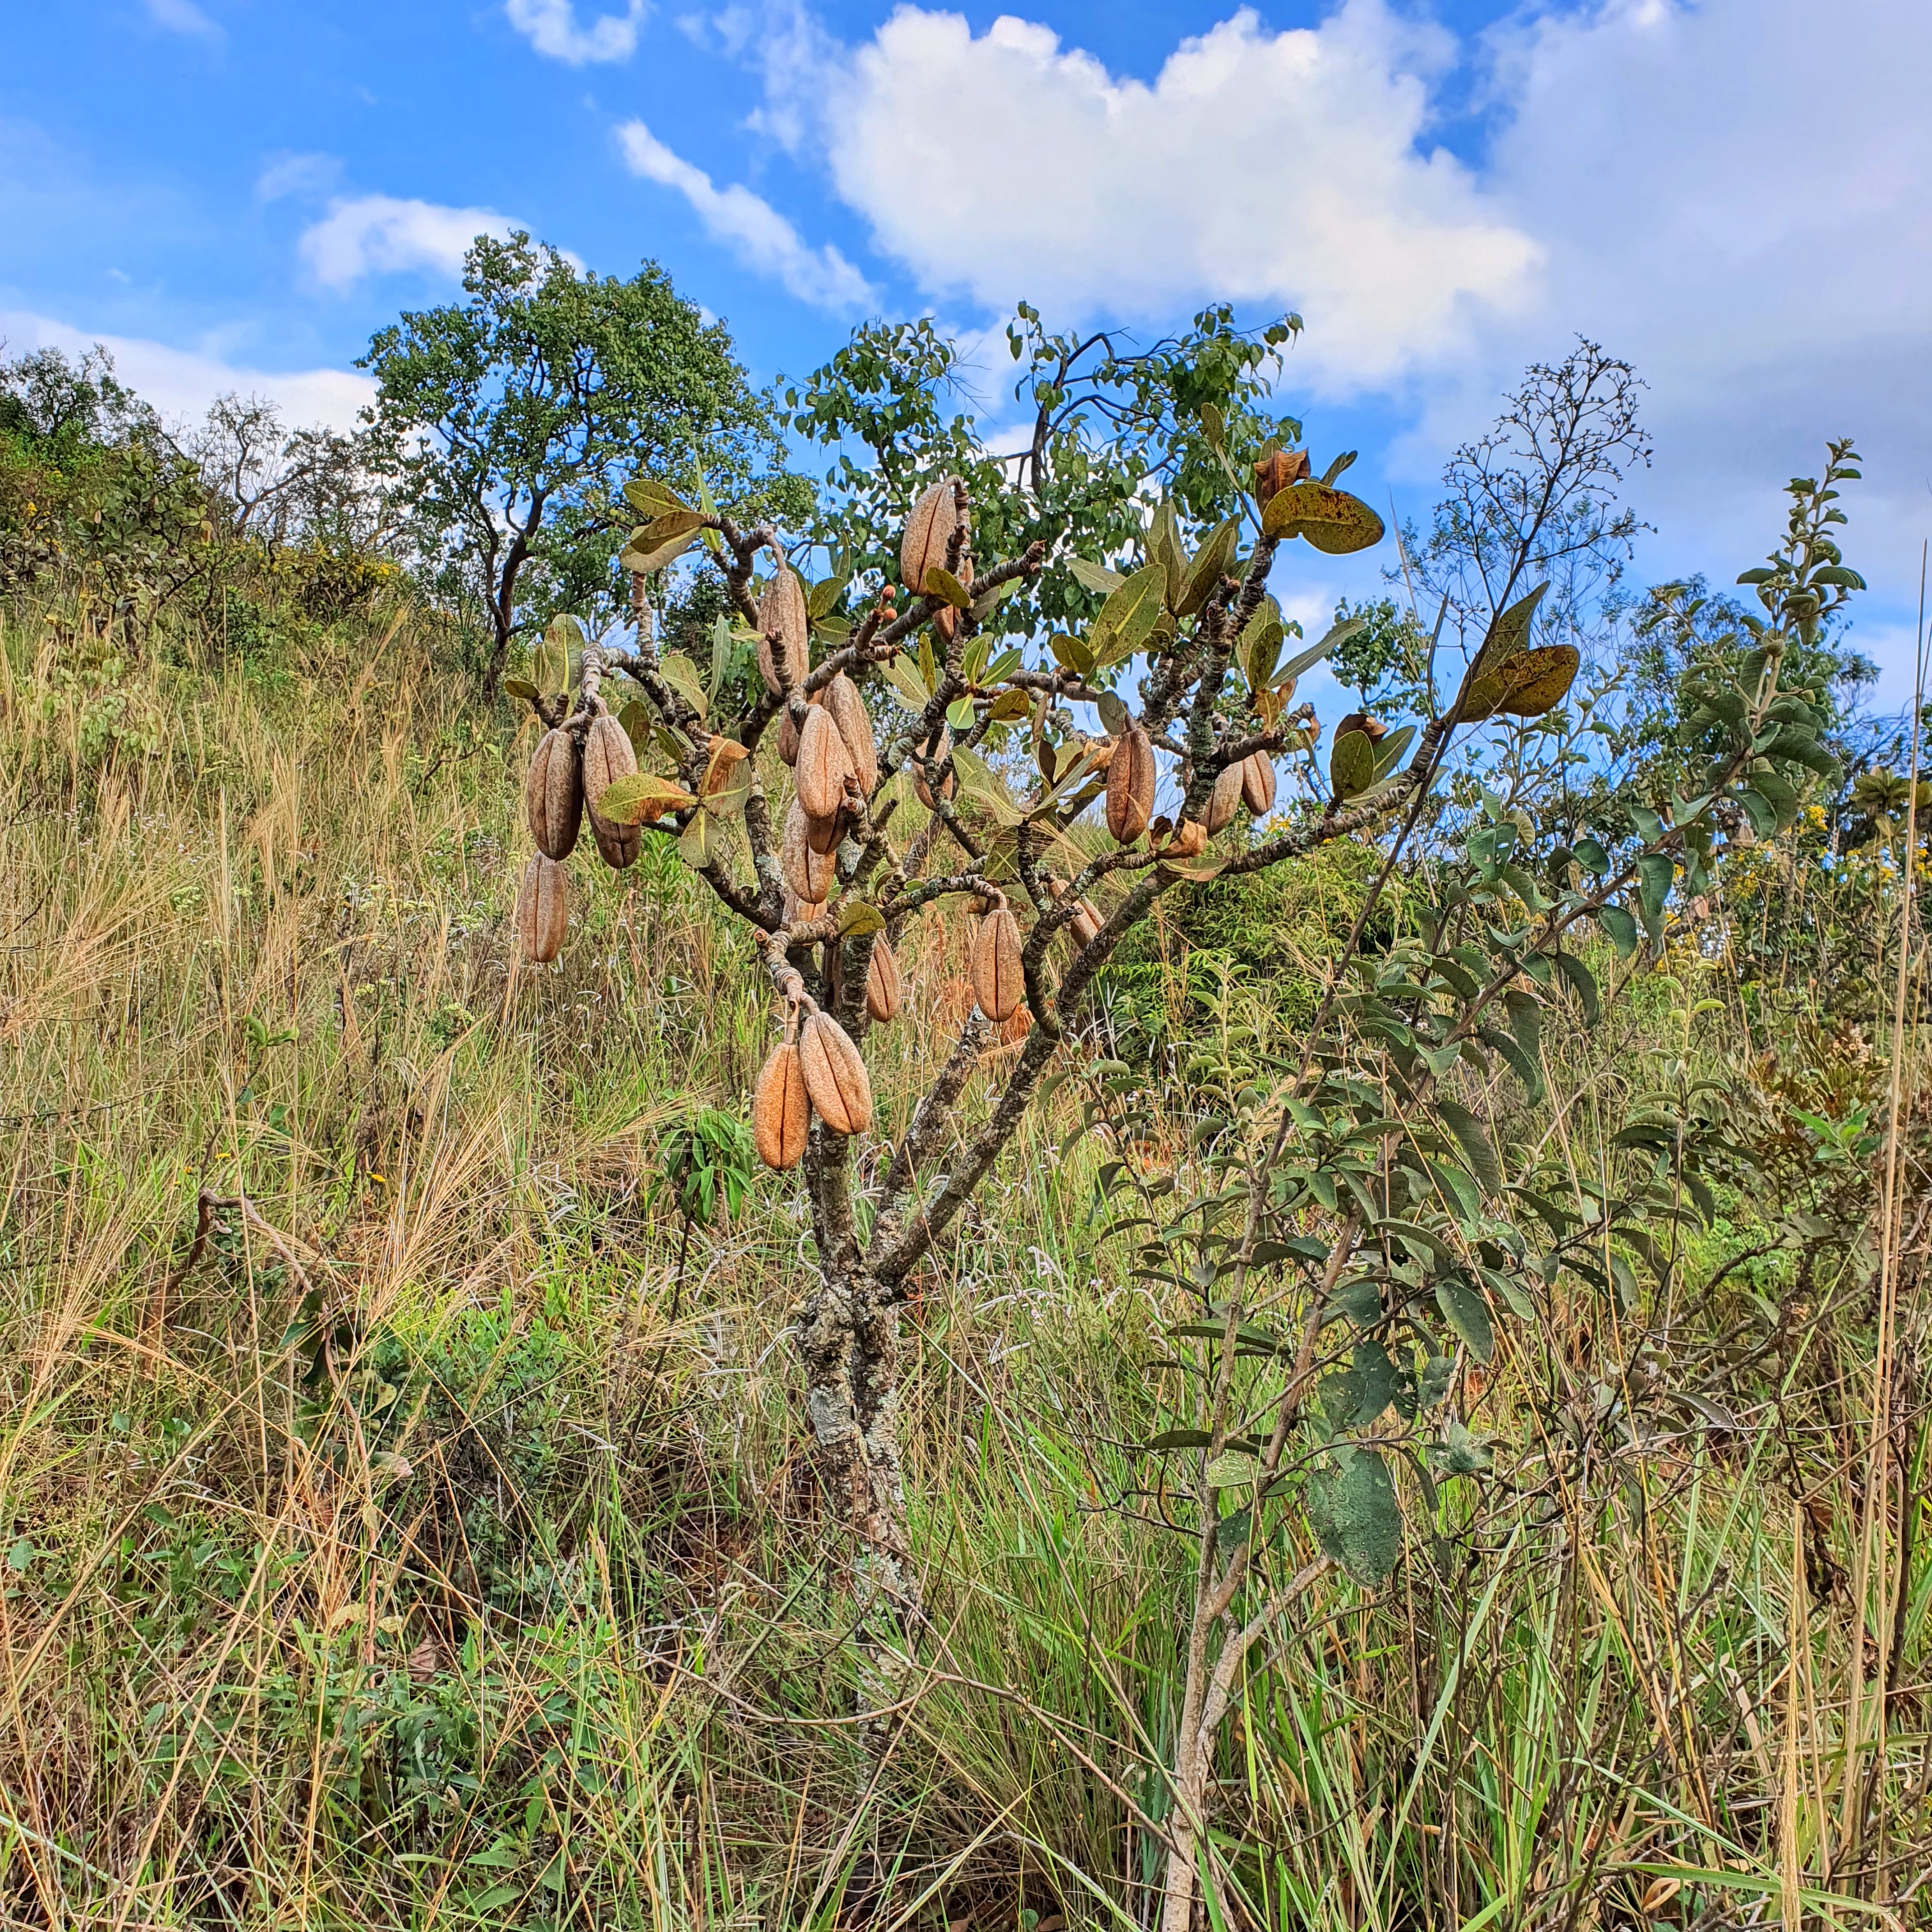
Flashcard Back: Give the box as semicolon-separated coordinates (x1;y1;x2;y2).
795;1120;923;1632
793;1263;919;1622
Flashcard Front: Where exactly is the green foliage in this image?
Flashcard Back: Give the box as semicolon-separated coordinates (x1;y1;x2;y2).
0;344;211;612
652;1105;757;1229
360;233;803;677
779;302;1303;642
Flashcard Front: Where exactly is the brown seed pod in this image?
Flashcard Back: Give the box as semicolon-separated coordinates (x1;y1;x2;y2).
866;936;903;1024
1335;710;1388;744
795;703;853;822
756;568;811;694
901;478;960;595
526;728;583;860
783;796;839;903
970;901;1025;1023
777;698;804;767
1241;750;1276;815
799;1009;873;1136
1105;724;1156;845
912;724;955;811
581;712;640;867
1070;898;1103;947
1206;758;1246;834
752;1039;810;1170
514;853;569;962
823;672;878;794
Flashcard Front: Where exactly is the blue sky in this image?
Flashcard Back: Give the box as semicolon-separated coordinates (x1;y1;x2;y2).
4;0;1928;698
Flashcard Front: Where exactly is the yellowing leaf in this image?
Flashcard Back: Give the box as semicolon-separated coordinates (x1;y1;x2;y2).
921;564;973;609
1460;642;1580;722
835;901;885;936
1474;581;1549;676
882;654;930;714
700;734;751;799
1491;644;1581;717
624;478;691;518
1176;516;1239;618
621;526;699;574
658;652;709;720
1330;728;1376;799
678;811;714;870
595;771;696;826
1262;482;1386;555
1089;560;1168;668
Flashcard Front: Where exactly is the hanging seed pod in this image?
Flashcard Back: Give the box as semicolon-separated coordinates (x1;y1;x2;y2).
777;698;805;767
912;724;954;810
1241;750;1276;816
756;568;810;694
582;712;640;868
514;853;569;962
1070;898;1102;947
752;1036;810;1170
795;705;852;822
823;672;878;795
799;1009;873;1135
1105;724;1156;845
783;796;839;903
970;900;1025;1023
1205;759;1246;835
866;935;903;1024
901;478;960;596
526;728;583;860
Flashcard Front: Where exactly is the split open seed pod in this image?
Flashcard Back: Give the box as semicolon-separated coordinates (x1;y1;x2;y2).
901;479;960;595
514;853;569;962
823;672;878;795
582;712;640;868
527;728;583;861
1206;759;1246;835
912;724;955;811
783;795;839;903
799;1009;873;1135
795;704;853;822
1105;724;1156;845
970;900;1025;1023
752;1037;810;1170
757;568;810;695
1241;751;1276;816
866;936;903;1023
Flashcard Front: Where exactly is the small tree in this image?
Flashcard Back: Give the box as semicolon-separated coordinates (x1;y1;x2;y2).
1110;447;1861;1930
360;233;800;682
503;417;1496;1625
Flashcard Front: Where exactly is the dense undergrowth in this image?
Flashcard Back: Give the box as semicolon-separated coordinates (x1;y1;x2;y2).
2;569;1929;1931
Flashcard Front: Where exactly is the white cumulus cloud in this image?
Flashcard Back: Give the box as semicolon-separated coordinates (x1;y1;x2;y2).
0;310;372;433
617;119;873;309
297;194;519;290
768;0;1539;390
1476;0;1932;662
506;0;647;64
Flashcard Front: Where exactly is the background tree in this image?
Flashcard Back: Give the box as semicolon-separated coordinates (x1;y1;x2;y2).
360;233;802;682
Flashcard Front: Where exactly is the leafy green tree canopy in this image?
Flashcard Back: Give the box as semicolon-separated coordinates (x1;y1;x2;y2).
778;302;1305;640
359;233;802;681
